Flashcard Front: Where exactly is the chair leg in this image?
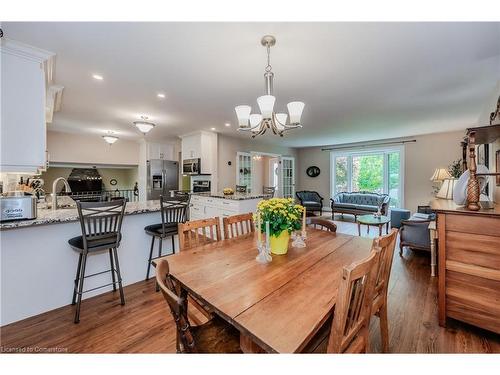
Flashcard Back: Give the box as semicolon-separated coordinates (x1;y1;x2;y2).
171;235;175;254
112;247;125;305
74;253;88;324
379;302;390;353
109;248;116;292
155;238;163;292
399;242;404;256
145;236;155;281
72;253;83;305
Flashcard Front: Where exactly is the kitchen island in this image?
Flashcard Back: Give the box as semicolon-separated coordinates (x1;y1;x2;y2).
0;200;172;326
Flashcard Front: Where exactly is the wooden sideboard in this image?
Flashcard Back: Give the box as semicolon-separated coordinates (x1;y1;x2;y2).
430;199;500;334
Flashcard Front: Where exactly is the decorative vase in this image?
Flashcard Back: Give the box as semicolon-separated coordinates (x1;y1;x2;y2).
269;231;290;255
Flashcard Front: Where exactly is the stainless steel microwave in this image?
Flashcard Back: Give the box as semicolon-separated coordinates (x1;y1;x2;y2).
182;158;201;175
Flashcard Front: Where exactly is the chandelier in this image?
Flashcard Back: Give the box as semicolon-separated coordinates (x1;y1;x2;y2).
133;116;156;134
235;35;305;137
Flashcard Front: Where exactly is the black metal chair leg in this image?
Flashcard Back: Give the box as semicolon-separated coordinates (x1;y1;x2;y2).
171;235;175;254
72;253;83;305
112;247;125;305
158;236;163;258
74;253;88;324
145;236;155;281
109;248;117;291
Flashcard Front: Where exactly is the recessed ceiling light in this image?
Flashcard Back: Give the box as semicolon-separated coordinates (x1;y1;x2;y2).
225;123;231;127
157;93;166;99
210;127;216;131
92;74;104;80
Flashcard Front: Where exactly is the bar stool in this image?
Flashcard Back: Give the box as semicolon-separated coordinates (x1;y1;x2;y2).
69;199;127;324
144;195;189;281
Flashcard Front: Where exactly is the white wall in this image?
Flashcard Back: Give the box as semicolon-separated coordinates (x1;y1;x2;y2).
47;131;140;166
217;134;298;191
296;130;465;213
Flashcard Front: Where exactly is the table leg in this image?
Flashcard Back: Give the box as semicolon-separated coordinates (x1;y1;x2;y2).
430;230;437;277
357;222;361;236
379;225;382;236
240;333;265;353
386;222;389;234
367;225;369;234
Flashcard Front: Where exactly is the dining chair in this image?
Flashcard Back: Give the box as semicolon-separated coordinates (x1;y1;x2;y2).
178;217;222;251
155;259;241;353
222;212;254;239
177;217;222;322
371;228;398;353
235;185;247;193
307;217;337;232
326;248;381;353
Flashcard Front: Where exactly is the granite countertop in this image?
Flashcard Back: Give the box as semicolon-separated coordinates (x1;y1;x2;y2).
0;200;162;230
192;192;268;200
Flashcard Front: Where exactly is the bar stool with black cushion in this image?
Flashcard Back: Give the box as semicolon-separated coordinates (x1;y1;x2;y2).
263;186;276;198
144;195;189;281
69;199;127;324
235;185;247;193
156;259;241;353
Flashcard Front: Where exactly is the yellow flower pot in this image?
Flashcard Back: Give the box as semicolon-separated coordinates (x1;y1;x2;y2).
270;231;290;255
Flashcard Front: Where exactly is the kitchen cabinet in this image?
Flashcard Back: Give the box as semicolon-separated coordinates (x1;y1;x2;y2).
0;39;54;174
181;131;218;175
147;142;175;160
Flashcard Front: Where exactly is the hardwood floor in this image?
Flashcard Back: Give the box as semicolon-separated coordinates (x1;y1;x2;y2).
1;218;499;353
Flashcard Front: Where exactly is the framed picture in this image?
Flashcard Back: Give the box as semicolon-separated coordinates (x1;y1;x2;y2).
496;150;500;186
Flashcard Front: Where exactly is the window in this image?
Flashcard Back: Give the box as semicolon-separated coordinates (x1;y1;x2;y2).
331;146;404;208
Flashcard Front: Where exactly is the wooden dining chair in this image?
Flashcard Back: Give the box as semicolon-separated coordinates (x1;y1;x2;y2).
371;228;398;353
177;217;222;323
155;259;241;353
223;213;254;239
326;248;381;353
178;217;222;251
307;217;337;232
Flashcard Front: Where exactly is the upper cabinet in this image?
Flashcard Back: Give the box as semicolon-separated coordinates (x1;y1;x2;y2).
0;39;56;174
181;131;218;175
146;142;175;160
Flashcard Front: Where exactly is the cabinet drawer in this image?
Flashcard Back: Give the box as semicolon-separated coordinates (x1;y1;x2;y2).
446;214;500;237
219;200;239;212
446;231;500;270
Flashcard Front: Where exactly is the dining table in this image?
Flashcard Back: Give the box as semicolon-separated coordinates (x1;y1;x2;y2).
153;228;374;353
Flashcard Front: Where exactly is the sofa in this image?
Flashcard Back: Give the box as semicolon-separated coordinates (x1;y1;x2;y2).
295;191;324;216
330;192;390;220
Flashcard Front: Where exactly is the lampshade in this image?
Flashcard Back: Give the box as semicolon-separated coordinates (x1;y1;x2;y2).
235;105;251;127
257;95;275;119
436;178;457;199
249;113;262;128
275;113;287;131
102;135;118;145
287;101;305;124
430;168;451;182
133;121;155;134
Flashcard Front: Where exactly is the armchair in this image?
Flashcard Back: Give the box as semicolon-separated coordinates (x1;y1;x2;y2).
295;191;324;216
398;218;431;255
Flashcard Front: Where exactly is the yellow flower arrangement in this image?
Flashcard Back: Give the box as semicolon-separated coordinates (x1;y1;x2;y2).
255;198;304;237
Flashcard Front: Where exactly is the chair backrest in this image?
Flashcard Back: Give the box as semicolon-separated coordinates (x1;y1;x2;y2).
327;248;381;353
76;199;126;251
235;185;247;193
223;213;254;239
263;186;276;197
155;259;196;353
160;195;189;233
178;217;222;251
371;229;398;305
307;217;337;232
296;190;323;203
335;192;389;207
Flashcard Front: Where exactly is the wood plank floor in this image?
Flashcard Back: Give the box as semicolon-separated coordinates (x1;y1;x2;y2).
1;218;499;353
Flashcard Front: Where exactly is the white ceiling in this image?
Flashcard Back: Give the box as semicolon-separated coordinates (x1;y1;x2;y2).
3;22;500;147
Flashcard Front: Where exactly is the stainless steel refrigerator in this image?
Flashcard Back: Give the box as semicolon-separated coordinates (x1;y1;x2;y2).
146;160;179;200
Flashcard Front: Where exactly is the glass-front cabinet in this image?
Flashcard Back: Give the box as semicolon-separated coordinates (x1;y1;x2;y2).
236;152;252;193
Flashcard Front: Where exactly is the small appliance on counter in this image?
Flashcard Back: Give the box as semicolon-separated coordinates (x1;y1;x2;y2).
0;192;37;222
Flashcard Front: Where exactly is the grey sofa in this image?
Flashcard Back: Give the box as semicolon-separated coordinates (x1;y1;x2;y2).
330;192;390;220
398;213;432;255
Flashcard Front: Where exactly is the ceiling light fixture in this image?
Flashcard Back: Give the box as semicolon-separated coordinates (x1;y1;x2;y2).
157;93;165;99
102;132;118;145
225;123;231;127
92;74;104;80
210;127;216;131
133;116;156;134
235;35;305;138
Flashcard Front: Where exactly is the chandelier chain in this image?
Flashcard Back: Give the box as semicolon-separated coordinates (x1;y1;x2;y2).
265;45;272;73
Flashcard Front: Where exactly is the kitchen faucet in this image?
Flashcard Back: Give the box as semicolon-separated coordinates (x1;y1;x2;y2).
51;177;72;211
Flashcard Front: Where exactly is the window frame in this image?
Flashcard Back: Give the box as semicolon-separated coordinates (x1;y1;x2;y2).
330;145;405;208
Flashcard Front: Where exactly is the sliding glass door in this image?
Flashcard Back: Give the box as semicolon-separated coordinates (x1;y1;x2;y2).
331;146;404;208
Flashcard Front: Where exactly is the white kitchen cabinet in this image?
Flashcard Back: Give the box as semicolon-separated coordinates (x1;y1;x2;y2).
147;142;175;160
181;131;218;175
0;39;54;174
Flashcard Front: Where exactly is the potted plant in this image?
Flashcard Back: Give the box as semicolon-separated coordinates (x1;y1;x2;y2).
255;198;304;255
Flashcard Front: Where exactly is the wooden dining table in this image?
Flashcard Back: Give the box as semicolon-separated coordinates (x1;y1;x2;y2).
153;228;374;353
